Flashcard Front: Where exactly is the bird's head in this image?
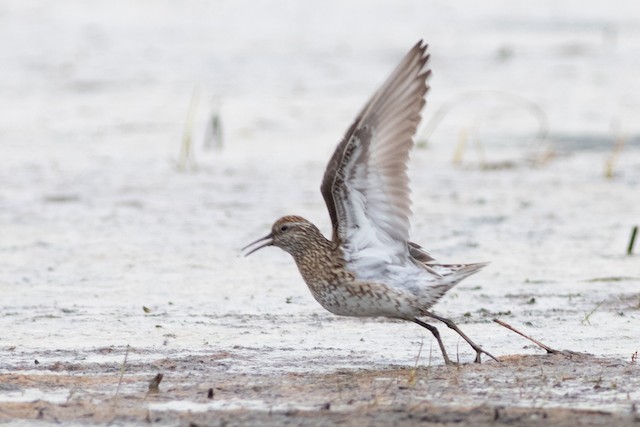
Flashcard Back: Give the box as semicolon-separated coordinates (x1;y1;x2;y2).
242;215;323;257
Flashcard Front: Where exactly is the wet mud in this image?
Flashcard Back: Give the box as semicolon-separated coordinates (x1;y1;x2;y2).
1;350;639;426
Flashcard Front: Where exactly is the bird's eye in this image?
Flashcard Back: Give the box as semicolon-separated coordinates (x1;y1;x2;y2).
280;225;289;232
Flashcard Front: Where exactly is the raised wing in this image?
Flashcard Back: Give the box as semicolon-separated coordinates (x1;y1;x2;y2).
321;41;431;269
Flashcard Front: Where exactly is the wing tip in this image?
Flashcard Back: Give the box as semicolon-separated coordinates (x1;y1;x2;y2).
414;39;428;51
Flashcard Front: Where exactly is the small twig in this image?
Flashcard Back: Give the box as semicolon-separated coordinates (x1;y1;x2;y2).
628;226;638;255
493;319;559;354
582;301;604;325
408;338;424;385
114;345;130;400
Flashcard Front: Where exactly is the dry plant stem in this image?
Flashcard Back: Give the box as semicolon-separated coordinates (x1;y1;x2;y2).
418;90;550;164
582;301;603;325
414;339;424;369
452;128;467;165
408;338;424;385
493;319;559;354
628;225;638;255
114;345;130;401
604;131;626;179
178;87;199;171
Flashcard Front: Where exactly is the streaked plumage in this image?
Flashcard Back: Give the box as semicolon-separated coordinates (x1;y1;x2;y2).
244;41;497;364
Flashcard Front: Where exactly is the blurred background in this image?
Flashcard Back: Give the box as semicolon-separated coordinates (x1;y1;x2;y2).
3;0;640;160
0;0;638;363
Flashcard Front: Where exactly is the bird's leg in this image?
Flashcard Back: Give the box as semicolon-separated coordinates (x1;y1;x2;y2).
413;318;455;366
424;311;499;363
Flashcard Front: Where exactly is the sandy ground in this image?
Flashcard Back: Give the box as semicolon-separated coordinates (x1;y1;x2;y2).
1;0;640;425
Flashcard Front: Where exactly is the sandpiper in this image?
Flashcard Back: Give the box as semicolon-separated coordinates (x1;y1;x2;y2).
243;41;497;365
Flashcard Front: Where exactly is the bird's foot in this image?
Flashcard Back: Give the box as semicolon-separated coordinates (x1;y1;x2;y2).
442;356;459;366
473;347;499;363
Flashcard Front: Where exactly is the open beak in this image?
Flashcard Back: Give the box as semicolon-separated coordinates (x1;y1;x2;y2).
242;233;274;257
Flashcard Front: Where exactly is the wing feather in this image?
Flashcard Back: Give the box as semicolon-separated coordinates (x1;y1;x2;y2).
320;41;431;269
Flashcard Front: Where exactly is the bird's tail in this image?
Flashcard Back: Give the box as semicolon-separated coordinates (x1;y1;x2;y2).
415;262;489;309
437;261;489;286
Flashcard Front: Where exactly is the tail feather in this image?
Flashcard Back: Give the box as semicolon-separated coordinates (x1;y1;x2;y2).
437;261;489;285
415;262;488;310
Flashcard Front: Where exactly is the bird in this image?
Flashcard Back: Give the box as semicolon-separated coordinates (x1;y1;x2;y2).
243;40;497;365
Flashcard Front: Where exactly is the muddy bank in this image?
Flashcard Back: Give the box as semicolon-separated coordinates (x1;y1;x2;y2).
1;351;638;426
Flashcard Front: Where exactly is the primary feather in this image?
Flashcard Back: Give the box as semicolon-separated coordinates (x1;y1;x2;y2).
321;40;432;278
